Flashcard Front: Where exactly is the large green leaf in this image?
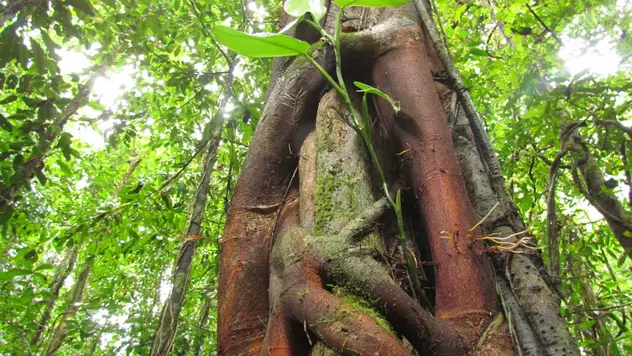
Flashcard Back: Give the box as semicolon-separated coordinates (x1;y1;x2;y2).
334;0;408;8
284;0;327;21
0;268;31;281
29;39;47;74
67;0;97;17
212;25;310;58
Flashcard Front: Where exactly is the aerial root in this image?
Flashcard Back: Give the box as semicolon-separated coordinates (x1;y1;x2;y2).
324;254;468;355
265;209;409;355
286;280;409;355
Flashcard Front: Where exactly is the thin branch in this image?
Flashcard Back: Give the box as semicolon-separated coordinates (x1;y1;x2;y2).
546;124;582;278
596;120;632;141
577;302;632;313
156;138;212;193
525;3;563;46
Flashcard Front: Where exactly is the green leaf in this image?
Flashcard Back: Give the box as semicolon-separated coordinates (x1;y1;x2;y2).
0;95;18;105
0;206;13;225
144;14;163;36
0;268;31;281
35;263;55;272
30;39;47;74
278;17;301;35
67;0;97;17
334;0;408;8
354;81;400;113
284;0;326;22
212;25;310;58
469;48;488;57
57;159;72;176
0;113;12;132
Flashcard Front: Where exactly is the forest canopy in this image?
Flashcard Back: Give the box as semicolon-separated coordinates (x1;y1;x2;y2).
0;0;631;354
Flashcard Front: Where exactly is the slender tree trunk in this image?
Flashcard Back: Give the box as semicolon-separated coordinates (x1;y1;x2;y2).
30;246;79;346
44;255;94;356
570;258;618;355
568;135;632;258
149;121;223;355
192;269;216;356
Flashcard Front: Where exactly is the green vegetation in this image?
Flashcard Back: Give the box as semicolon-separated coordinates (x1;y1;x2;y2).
0;0;631;354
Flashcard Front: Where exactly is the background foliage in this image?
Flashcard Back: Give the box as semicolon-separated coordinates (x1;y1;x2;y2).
0;0;630;354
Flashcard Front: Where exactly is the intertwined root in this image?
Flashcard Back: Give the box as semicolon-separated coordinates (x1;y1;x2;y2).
262;196;465;356
265;202;408;355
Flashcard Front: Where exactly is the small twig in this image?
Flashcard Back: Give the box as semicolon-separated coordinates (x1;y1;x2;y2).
156;138;211;193
577;302;632;313
525;3;563;46
618;52;632;68
222;137;249;148
304;320;313;346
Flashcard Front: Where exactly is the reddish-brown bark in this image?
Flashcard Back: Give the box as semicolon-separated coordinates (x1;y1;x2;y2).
372;24;498;345
217;50;333;354
218;4;572;355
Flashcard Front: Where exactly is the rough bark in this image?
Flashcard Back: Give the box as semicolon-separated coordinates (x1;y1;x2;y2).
263;92;410;354
372;19;498;347
218;2;579;355
217;42;335;355
415;0;580;353
217;14;446;354
149;121;223;356
568;135;632;258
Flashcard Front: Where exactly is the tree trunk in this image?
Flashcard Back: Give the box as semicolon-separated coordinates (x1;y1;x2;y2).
30;246;79;346
192;267;217;356
149;120;223;355
218;2;578;355
44;255;93;356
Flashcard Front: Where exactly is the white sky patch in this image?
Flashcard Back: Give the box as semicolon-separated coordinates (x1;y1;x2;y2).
159;279;173;303
233;61;247;79
617;0;632;12
57;49;92;74
76;174;90;190
223;101;236;118
93;66;136;109
247;1;269;20
66;122;106;150
205;81;219;92
59;50;137;149
221;17;233;26
558;36;621;77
